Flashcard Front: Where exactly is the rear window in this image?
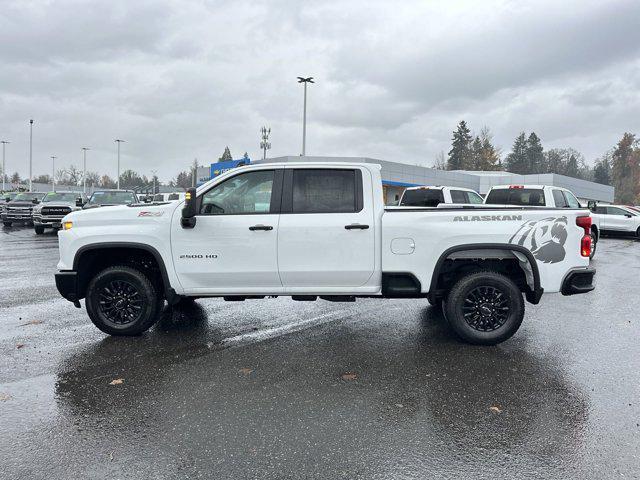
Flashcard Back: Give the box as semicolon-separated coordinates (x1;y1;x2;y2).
485;188;545;206
552;190;567;208
400;189;445;207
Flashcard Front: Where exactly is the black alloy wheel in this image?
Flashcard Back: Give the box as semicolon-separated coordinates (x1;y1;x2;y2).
98;279;144;325
461;285;510;332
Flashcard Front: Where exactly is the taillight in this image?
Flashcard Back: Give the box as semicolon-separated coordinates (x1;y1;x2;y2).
509;185;524;189
576;215;592;257
581;235;591;257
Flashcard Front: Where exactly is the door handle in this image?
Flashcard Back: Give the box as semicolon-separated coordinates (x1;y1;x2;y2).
345;224;369;230
249;225;273;231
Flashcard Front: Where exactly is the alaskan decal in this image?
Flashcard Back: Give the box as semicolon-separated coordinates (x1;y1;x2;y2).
454;214;523;222
509;216;568;264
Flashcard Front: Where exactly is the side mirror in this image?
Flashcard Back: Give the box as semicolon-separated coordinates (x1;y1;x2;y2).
76;197;84;207
625;213;633;218
587;200;597;212
181;187;197;228
32;198;40;204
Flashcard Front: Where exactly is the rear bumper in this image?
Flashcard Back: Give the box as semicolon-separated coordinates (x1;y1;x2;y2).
561;267;596;296
55;271;79;303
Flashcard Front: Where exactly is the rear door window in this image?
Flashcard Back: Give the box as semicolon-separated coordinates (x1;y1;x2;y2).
485;188;545;206
291;169;357;213
450;190;467;203
563;191;581;208
400;189;445;207
552;189;568;208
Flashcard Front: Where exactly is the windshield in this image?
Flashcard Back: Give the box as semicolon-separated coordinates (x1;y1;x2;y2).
400;189;444;207
485;188;546;206
13;193;43;202
3;193;17;201
87;191;136;205
43;192;77;203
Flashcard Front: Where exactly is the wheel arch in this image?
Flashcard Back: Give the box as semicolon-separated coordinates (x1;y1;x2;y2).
73;242;177;302
428;243;542;304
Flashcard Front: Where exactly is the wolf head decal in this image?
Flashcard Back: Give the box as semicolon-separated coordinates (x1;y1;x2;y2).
509;216;568;264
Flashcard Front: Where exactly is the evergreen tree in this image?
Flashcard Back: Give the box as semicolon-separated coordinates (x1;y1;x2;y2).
218;146;233;162
565;154;579;178
525;132;545;173
611;133;640;204
242;152;250;160
477;126;501;170
505;132;528;174
545;149;564;174
593;152;612;185
447;121;472;170
10;172;21;184
470;136;483;170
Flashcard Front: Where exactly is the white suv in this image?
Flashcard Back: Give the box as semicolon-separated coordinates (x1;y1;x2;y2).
591;205;640;237
399;186;484;207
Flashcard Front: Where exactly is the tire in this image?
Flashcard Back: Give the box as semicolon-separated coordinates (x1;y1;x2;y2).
2;221;11;227
34;226;45;235
85;265;164;336
636;227;640;238
444;271;524;345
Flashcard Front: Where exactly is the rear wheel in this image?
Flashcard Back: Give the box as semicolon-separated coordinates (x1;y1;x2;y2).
444;271;524;345
589;230;597;259
85;265;164;336
34;226;45;234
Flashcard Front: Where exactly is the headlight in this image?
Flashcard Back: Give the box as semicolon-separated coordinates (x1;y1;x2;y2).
62;221;73;230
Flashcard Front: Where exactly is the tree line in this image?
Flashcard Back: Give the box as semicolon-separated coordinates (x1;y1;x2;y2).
443;120;639;203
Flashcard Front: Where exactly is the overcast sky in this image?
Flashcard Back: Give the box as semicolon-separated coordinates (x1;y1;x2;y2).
1;0;639;182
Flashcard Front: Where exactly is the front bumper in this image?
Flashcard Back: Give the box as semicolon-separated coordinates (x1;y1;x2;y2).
33;215;65;227
55;271;80;304
561;267;596;296
2;211;33;221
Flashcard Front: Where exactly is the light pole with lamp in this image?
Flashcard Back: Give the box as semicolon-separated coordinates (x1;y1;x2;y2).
81;147;90;194
297;76;314;156
29;119;34;191
51;156;57;191
115;139;125;189
1;141;9;192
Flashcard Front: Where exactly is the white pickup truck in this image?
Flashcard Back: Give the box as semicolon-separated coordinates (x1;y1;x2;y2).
399;186;484;207
55;162;595;345
485;184;600;259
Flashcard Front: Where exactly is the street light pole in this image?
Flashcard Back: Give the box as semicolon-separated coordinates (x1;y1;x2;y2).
51;156;57;191
29;119;34;191
115;139;125;189
81;147;90;194
1;141;9;192
260;126;271;160
151;169;157;195
297;77;314;156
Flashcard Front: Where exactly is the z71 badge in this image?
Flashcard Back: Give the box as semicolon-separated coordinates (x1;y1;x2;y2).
138;211;164;217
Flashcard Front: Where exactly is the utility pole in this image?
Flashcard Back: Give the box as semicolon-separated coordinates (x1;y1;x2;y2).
51;156;57;191
1;141;9;192
29;119;34;191
260;127;271;160
151;169;157;194
297;77;314;156
192;159;199;188
115;139;125;189
81;147;90;194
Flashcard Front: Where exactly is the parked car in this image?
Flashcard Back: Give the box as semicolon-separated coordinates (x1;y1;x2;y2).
1;192;46;227
55;162;594;345
484;184;598;259
82;190;139;209
32;191;85;234
1;192;18;216
152;192;186;202
591;205;640;237
399;186;484;207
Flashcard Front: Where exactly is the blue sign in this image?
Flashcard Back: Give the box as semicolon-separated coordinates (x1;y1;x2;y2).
210;158;251;179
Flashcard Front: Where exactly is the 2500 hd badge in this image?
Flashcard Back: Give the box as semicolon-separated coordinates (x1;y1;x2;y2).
179;254;218;259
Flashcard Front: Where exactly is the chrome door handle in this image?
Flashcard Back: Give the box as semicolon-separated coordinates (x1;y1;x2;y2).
249;225;273;231
345;224;369;230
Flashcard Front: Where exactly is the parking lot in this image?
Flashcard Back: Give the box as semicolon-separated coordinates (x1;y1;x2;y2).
0;225;638;479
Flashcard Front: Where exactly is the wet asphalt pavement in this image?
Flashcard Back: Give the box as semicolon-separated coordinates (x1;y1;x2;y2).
0;226;639;479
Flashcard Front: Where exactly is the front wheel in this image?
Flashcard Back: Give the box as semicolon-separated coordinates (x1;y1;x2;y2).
589;232;597;259
34;226;45;234
85;265;164;336
444;271;524;345
2;221;11;227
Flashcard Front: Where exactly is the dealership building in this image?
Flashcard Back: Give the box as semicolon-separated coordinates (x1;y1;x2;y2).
198;155;615;205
